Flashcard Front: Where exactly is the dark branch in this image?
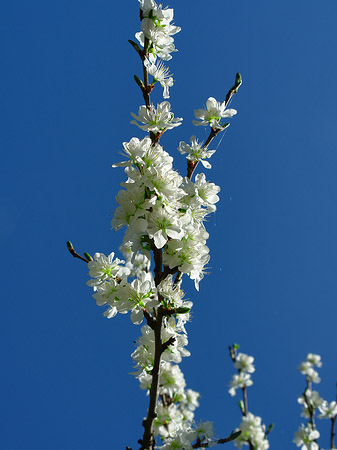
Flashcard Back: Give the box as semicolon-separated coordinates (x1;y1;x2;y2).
66;241;91;263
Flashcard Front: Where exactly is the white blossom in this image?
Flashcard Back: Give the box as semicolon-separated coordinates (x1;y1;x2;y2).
131;101;182;132
193;97;237;129
146;58;174;98
306;354;322;368
229;373;253;397
294;424;320;450
235;413;269;450
298;390;324;418
178;136;216;169
234;353;255;374
87;252;129;288
318;400;337;419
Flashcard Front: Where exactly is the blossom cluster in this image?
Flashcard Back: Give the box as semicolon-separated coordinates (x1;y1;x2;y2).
83;0;240;448
235;413;269;450
294;353;337;450
110;135;220;291
228;352;255;397
227;346;270;450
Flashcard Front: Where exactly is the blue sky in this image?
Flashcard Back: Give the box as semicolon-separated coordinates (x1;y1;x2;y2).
2;1;337;449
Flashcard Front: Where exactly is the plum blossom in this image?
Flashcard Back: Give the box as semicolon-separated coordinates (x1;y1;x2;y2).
178;136;216;169
318;400;337;419
146;58;174;98
131;101;182;132
193;97;237;129
229;373;253;397
294;424;320;450
234;353;255;374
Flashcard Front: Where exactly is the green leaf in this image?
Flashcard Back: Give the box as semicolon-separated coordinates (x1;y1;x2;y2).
128;39;141;55
229;430;241;441
175;307;191;314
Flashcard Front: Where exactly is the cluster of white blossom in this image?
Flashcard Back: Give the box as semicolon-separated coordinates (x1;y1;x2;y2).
235;413;269;450
294;353;337;450
136;0;181;61
228;352;255;397
83;1;242;448
73;1;337;449
228;346;270;450
109;133;221;291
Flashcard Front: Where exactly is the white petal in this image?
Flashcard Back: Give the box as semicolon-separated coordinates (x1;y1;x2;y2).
131;307;144;325
200;160;211;169
153;230;167;249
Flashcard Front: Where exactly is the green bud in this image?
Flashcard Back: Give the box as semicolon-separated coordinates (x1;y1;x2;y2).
267;423;274;434
66;241;74;251
134;75;145;90
83;252;93;262
233;343;240;349
234;73;242;92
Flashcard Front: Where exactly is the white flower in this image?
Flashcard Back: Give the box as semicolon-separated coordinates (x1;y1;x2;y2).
294;424;320;450
229;373;253;396
318;400;337;419
234;353;255;374
182;389;200;411
306;353;322;368
146;58;174;98
298;390;324;418
131;101;182;132
147;206;184;249
193;97;237;129
298;362;321;384
235;413;269;450
136;0;181;61
154;402;184;438
86;252;128;287
159;362;186;397
194;421;215;444
178;136;216;168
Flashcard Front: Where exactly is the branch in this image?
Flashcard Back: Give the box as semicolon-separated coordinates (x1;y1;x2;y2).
187;128;221;180
225;72;242;106
242;386;248;416
143;308;156;330
187;73;242;180
140;306;165;450
192;430;242;448
331;415;336;450
66;241;92;263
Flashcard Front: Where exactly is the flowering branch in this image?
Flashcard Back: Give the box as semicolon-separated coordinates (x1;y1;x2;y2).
70;1;242;449
228;344;270;450
186;73;242;180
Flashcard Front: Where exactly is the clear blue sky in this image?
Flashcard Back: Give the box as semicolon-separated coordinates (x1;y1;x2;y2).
1;1;337;449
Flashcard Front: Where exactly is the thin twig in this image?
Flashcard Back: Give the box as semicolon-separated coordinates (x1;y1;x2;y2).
331;416;336;449
66;241;91;263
